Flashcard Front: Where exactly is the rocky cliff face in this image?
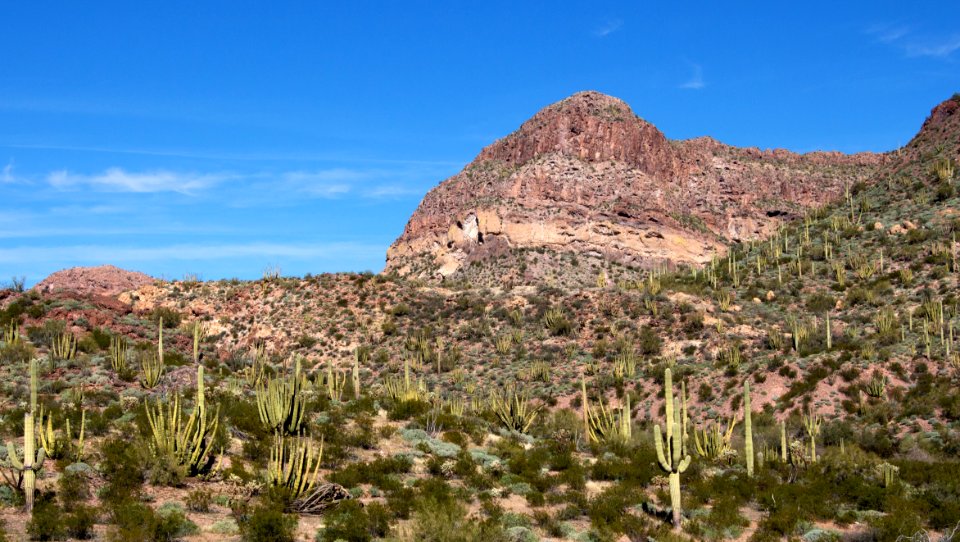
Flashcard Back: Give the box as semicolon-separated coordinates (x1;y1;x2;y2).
386;91;885;280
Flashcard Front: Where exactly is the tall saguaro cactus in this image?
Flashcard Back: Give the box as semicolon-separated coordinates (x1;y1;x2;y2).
744;380;754;477
30;358;38;416
6;413;46;511
780;421;787;463
803;409;822;463
653;368;691;529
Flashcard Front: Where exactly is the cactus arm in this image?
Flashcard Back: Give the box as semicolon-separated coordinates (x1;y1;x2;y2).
744;380;754;477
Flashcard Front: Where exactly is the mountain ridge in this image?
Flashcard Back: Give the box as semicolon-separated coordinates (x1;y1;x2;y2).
386;91;886;283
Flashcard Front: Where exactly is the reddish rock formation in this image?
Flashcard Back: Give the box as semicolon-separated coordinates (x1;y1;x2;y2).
386;91;885;280
35;265;155;298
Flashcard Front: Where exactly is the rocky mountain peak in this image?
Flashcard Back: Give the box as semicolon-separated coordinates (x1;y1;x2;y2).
386;92;886;283
475;91;681;178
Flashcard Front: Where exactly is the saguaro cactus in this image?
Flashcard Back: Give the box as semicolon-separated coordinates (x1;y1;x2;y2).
5;413;46;511
653;368;691;529
30;358;38;415
744;380;754;477
780;421;787;463
803;409;822;463
352;350;362;399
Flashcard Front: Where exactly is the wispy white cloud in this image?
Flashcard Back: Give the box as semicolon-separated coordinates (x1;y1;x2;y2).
278;169;367;198
2;160;14;183
904;35;960;58
865;23;911;44
594;19;622;38
362;184;425;199
679;64;705;90
866;23;960;59
33;163;442;201
47;167;228;194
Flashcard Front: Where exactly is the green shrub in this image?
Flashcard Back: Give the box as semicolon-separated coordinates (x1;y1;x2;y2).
98;437;146;507
64;506;97;540
108;502;196;542
0;340;34;364
58;468;90;507
237;505;297;542
185;488;212;512
148;307;182;328
27;496;66;541
318;500;391;542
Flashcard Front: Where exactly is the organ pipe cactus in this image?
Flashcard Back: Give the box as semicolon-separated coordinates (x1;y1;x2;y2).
693;418;736;461
257;356;308;435
267;433;323;501
581;377;631;445
4;413;45;511
244;342;267;387
383;357;428;403
140;318;166;388
37;406;85;462
490;388;540;433
145;366;220;475
3;322;20;345
109;335;128;373
323;361;347;401
744;380;754;477
50;331;77;361
877;462;899;488
653;368;691;529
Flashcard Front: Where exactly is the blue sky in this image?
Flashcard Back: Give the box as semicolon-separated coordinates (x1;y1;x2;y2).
2;2;958;285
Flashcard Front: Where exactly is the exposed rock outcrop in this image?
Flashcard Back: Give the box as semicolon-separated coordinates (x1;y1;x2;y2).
35;265;155;298
386;91;884;280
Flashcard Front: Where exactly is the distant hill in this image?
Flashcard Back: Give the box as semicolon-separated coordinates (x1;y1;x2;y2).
35;264;155;297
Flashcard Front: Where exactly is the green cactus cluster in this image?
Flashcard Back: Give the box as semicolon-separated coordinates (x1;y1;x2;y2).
490;387;539;434
383;357;428;403
50;331;77;361
257;356;308;435
37;406;85;462
693;417;736;462
267;433;322;500
109;335;128;373
581;377;631;445
140;319;166;389
145;366;220;475
322;361;347;401
244;341;268;387
2;322;20;345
